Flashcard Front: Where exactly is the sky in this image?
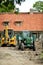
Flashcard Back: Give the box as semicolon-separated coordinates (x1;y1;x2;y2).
15;0;43;12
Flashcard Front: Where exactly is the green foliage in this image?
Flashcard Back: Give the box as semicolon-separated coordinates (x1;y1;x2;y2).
16;0;25;5
33;1;43;12
0;0;15;12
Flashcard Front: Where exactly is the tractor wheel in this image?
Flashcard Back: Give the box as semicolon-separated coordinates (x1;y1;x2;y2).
18;43;21;49
10;44;16;47
33;45;35;51
32;42;36;51
21;43;24;51
1;44;7;47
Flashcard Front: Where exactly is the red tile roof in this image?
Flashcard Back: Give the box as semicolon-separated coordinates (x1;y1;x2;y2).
0;13;43;31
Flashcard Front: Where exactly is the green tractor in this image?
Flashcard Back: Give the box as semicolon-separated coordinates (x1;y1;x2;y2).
17;31;35;51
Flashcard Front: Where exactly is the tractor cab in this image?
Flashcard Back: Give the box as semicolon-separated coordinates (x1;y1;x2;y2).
4;29;14;39
8;29;14;39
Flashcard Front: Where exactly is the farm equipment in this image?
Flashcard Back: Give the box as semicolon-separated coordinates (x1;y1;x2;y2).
0;21;17;46
17;31;35;51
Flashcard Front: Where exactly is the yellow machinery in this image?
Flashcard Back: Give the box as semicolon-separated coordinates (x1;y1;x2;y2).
1;21;17;46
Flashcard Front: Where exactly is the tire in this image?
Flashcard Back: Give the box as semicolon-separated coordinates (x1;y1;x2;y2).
10;44;16;47
32;41;36;51
21;43;24;51
1;44;7;47
18;42;21;49
33;45;35;51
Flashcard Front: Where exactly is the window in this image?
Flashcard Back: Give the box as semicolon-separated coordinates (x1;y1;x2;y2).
2;21;9;26
14;21;22;26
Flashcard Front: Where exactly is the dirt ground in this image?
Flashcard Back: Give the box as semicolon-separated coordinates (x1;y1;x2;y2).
0;47;43;65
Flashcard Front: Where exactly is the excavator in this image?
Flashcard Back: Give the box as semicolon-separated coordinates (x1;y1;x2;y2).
0;21;17;46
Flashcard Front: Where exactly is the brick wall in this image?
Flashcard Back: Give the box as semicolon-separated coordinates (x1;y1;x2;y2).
0;13;43;31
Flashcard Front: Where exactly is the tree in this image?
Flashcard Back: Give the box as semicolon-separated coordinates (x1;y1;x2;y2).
0;0;25;13
0;0;15;12
33;1;43;12
15;0;25;5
